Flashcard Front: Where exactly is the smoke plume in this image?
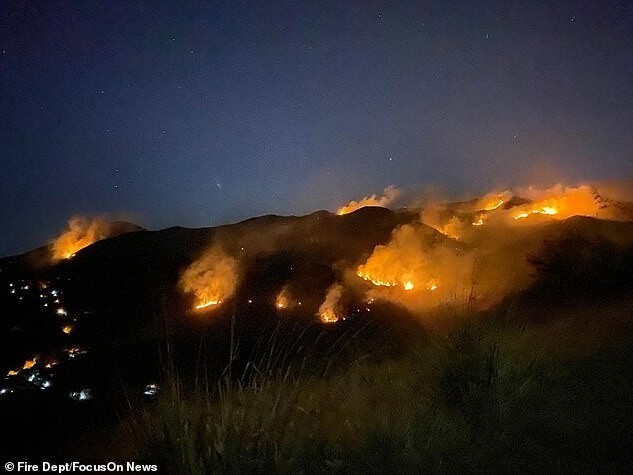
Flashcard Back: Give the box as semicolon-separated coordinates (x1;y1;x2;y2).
51;216;119;261
179;245;240;311
317;283;344;323
337;185;401;215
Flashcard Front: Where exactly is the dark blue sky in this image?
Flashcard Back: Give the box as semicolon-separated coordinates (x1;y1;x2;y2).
1;0;632;256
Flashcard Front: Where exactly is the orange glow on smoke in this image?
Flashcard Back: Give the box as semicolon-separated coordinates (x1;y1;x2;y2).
318;283;343;324
513;206;558;220
179;246;239;312
320;309;339;323
484;198;504;211
356;225;430;292
509;185;604;222
472;215;485;226
51;217;114;261
337;185;400;215
276;287;291;309
356;270;397;288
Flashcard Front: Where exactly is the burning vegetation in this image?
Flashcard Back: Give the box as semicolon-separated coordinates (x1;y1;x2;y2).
338;182;633;316
50;216;139;261
275;286;292;310
337;185;400;215
168;181;633;324
317;283;343;323
178;246;240;312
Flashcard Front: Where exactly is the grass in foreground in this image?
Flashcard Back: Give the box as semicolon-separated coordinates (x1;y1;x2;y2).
131;308;633;474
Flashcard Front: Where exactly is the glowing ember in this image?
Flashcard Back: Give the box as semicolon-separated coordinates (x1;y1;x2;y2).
62;325;73;334
426;280;439;291
23;358;37;370
65;347;88;358
7;370;19;377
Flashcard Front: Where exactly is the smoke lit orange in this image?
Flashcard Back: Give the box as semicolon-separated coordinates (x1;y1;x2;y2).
51;217;114;261
179;246;239;312
337;186;400;215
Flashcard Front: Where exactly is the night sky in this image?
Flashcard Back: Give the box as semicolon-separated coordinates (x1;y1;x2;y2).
1;1;632;256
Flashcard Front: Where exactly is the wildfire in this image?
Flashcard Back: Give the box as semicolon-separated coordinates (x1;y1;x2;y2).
472;215;485;226
318;283;343;324
484;199;504;211
356;225;430;293
51;216;115;261
421;209;464;240
475;191;511;210
275;286;292;310
337;185;400;215
23;358;38;370
357;270;416;291
179;246;239;312
195;300;221;310
513;206;558;220
508;185;606;222
320;309;339;323
356;270;397;287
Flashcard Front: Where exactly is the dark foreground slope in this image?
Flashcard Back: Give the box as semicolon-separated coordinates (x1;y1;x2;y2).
2;208;633;466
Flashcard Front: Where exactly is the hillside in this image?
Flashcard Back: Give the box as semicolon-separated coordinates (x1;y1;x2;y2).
1;206;633;465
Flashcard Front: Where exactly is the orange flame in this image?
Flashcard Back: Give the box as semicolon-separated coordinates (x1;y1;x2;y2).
195;300;221;310
179;246;239;312
276;287;292;310
472;215;485;226
23;357;38;370
318;283;343;324
356;225;428;291
509;185;605;222
513;206;558;220
51;217;115;261
337;185;400;215
478;192;510;211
